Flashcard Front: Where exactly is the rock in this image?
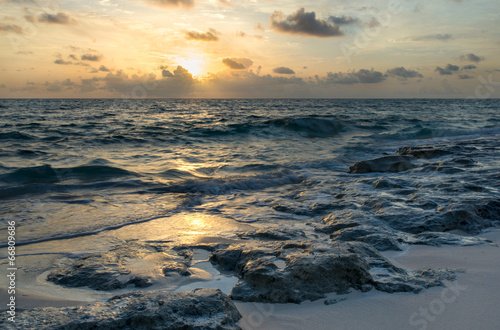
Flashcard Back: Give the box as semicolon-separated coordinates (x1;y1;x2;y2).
47;253;130;290
0;289;241;330
210;246;243;272
125;276;153;288
326;225;403;251
348;155;417;174
373;268;456;293
373;178;403;189
210;240;453;303
397;146;452;159
162;261;192;276
309;202;348;214
237;227;307;241
407;200;500;234
47;242;190;290
357;233;402;251
314;214;360;234
271;203;303;214
346;243;456;294
230;244;372;303
409;232;493;247
324;297;347;305
420;163;464;174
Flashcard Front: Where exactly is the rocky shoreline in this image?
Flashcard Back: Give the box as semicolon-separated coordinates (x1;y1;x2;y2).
2;138;499;328
1;289;241;330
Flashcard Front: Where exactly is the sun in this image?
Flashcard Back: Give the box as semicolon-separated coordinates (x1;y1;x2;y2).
177;56;205;77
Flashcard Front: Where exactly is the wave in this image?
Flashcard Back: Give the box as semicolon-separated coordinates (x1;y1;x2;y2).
375;125;500;141
187;116;347;138
146;170;305;195
16;149;47;157
265;117;346;137
0;131;36;140
0;179;152;199
0;164;136;185
157;169;200;179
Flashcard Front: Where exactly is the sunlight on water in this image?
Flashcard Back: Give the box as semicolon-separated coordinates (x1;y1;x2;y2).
0;99;499;247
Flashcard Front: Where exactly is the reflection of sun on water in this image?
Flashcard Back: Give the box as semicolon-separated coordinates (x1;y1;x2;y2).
189;217;206;229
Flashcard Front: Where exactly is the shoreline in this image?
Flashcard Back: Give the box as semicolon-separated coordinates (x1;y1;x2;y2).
235;228;500;330
1;228;498;329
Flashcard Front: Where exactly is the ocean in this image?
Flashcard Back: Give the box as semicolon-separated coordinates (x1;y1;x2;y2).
1;98;500;305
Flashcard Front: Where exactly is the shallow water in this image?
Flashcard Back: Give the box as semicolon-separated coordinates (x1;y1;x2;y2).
0;98;499;248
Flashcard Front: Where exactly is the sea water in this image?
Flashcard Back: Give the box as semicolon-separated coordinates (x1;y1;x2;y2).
0;98;499;252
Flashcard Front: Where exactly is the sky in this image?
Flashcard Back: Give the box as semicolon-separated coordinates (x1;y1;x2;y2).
0;0;499;98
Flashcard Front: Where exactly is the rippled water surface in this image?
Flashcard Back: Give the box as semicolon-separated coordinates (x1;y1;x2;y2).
1;99;499;246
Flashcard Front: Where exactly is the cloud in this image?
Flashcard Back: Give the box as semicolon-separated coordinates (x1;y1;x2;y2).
365;17;381;28
412;34;453;41
413;4;425;13
323;69;385;84
222;58;253;70
273;67;296;75
458;74;473;79
329;16;360;25
99;65;110;72
435;64;460;75
236;31;263;39
45;81;62;92
144;0;194;8
0;23;24;34
270;8;349;37
185;28;219;41
446;64;460;71
38;12;73;24
61;79;76;87
9;81;37;93
99;66;196;97
69;45;98;52
81;53;103;61
202;70;309;98
24;15;35;23
459;53;484;62
385;67;423;79
54;59;72;65
223;58;245;70
5;0;37;4
217;0;233;6
45;79;78;92
254;22;265;31
80;77;101;93
461;65;477;70
162;69;174;77
74;62;90;67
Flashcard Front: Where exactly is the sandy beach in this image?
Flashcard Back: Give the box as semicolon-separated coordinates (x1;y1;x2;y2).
235;228;500;330
1;228;498;329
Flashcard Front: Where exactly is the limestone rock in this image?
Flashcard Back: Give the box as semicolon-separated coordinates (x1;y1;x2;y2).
0;289;241;330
